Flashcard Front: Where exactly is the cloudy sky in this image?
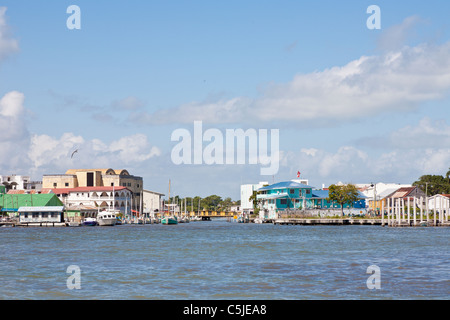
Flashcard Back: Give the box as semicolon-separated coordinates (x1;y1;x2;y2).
1;1;450;200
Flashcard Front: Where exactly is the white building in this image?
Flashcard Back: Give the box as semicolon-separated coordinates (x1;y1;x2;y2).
0;175;43;193
1;175;29;191
427;194;450;211
50;186;133;215
18;206;65;224
361;183;412;203
142;189;165;214
240;181;269;214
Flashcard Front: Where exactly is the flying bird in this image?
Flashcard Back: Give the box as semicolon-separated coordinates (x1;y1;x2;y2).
71;149;79;159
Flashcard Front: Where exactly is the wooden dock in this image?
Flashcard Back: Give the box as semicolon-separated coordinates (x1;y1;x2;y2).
272;218;382;226
271;218;450;227
1;222;67;227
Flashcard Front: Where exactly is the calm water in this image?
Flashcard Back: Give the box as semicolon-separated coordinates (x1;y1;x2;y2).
0;220;448;300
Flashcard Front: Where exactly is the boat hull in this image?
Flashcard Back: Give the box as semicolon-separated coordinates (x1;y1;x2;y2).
82;218;97;226
97;218;116;226
97;212;117;226
161;217;178;225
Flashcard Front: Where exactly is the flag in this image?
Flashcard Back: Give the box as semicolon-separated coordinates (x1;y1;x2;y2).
297;171;301;178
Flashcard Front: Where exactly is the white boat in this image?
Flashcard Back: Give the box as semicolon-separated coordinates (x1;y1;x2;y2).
253;217;264;224
82;217;97;226
97;211;117;226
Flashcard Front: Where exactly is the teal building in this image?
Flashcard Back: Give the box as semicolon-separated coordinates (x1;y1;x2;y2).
257;181;366;217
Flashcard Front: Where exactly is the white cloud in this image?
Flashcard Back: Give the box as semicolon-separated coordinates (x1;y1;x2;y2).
376;15;424;51
389;117;450;149
0;91;30;172
281;118;450;185
0;7;19;62
143;39;450;126
28;132;162;175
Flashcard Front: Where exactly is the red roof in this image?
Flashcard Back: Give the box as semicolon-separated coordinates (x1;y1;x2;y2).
7;190;25;194
39;188;54;194
50;186;130;194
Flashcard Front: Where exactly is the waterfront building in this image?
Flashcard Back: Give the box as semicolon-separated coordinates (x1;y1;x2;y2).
240;181;269;214
48;186;133;215
65;204;98;223
42;168;143;211
18;206;65;224
361;183;412;211
385;186;426;203
0;193;64;216
257;180;366;219
142;189;165;214
427;194;450;211
310;190;366;210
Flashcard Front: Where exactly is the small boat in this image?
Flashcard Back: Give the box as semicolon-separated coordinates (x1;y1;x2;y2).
253;217;265;224
97;211;117;226
161;216;178;225
82;217;97;226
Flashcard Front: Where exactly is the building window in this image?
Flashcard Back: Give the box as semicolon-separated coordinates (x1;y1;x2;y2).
53;183;57;187
111;183;114;186
290;189;294;194
65;183;69;187
280;199;287;205
306;189;311;195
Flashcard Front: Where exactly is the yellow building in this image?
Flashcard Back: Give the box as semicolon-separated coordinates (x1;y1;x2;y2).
42;168;143;210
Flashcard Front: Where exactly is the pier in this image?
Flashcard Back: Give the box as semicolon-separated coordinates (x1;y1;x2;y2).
272;218;382;226
382;196;449;227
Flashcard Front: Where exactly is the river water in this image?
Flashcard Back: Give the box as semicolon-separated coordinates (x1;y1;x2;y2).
0;220;448;300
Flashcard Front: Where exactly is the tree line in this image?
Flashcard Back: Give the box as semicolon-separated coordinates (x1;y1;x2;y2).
164;195;240;212
413;168;450;196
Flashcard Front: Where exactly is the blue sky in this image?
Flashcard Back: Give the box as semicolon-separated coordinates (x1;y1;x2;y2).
1;1;450;200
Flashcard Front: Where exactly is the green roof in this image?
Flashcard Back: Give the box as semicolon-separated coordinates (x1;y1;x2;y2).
0;194;63;210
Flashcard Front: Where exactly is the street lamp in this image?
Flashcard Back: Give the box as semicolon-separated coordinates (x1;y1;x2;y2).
370;183;377;216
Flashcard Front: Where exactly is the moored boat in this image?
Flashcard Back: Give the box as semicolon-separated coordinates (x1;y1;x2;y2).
82;217;97;226
161;216;178;225
97;211;117;226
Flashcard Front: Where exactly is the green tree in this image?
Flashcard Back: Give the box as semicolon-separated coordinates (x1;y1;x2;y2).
413;172;450;196
201;195;222;211
327;184;359;215
221;197;233;211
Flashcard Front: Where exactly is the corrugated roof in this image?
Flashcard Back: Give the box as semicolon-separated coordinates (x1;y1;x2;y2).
311;190;329;198
0;194;63;209
18;206;64;212
311;190;367;199
389;187;416;198
258;181;314;191
7;190;25;194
